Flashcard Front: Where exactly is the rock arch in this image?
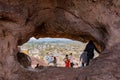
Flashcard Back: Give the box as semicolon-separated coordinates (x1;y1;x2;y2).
0;0;120;80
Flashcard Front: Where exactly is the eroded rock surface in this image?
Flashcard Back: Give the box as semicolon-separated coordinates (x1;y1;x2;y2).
0;0;120;80
17;52;31;68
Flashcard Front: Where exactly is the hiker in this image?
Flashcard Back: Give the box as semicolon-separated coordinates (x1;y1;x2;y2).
63;55;70;68
44;53;54;65
35;63;39;68
84;40;100;65
35;63;44;69
80;51;87;67
69;53;74;68
53;56;57;66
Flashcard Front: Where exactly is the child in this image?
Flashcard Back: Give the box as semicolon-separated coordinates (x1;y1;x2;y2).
80;51;87;67
63;55;70;68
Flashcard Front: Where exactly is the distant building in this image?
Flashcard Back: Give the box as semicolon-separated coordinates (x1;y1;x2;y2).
29;48;39;54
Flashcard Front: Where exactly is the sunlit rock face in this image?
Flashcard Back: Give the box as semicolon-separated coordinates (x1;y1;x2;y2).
0;0;120;80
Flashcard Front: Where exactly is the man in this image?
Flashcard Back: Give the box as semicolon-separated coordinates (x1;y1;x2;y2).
84;40;100;65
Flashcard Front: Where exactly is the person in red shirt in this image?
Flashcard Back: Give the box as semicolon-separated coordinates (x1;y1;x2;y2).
63;55;70;68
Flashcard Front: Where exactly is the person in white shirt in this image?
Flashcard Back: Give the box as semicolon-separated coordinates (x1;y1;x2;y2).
69;53;74;68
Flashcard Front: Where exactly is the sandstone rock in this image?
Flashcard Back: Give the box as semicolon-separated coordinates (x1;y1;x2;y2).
0;0;120;80
17;52;31;68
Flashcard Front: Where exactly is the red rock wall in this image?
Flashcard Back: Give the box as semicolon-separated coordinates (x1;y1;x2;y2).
0;0;120;80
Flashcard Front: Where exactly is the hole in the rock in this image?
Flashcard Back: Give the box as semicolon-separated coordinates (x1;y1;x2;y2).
17;37;100;70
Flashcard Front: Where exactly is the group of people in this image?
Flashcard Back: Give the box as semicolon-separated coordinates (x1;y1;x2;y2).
44;53;57;66
44;52;74;68
63;53;74;68
80;40;100;67
64;40;100;68
44;40;100;68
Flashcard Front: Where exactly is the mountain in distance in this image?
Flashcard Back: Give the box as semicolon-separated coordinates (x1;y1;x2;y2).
27;37;80;43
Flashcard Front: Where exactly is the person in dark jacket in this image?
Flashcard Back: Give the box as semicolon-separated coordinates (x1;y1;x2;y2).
84;40;100;65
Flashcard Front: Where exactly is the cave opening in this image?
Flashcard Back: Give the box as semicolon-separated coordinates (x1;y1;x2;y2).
17;37;100;70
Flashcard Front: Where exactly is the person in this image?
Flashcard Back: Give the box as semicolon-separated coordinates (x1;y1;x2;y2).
69;53;74;68
84;40;100;65
53;56;57;66
63;55;70;68
48;56;54;65
35;63;39;68
44;53;54;65
80;51;87;67
35;63;44;69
